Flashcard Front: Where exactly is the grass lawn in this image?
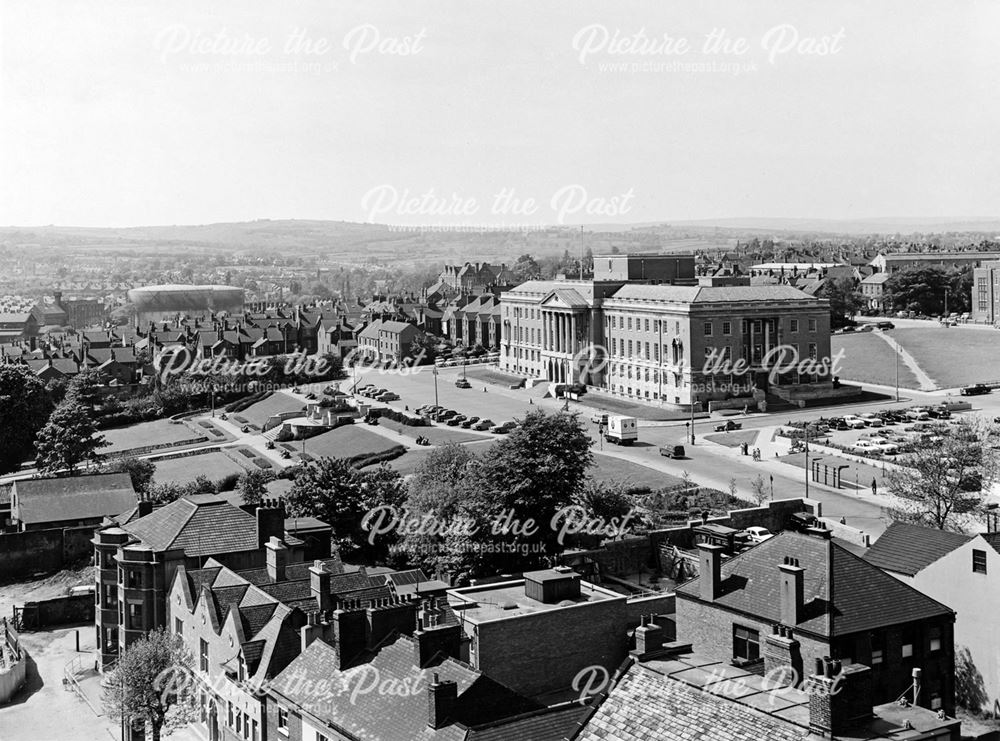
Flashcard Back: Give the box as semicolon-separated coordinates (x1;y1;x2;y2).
102;420;205;453
301;425;400;460
891;328;1000;388
590;453;687;490
151;451;249;485
234;391;302;427
831;333;920;388
705;430;759;448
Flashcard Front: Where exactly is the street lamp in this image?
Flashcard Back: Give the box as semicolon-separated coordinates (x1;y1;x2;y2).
432;366;439;407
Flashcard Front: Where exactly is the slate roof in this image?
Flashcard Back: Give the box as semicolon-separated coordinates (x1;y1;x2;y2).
675;532;954;637
12;473;137;525
468;705;589;741
123;494;259;556
575;661;806;741
863;522;973;576
981;531;1000;556
269;635;539;741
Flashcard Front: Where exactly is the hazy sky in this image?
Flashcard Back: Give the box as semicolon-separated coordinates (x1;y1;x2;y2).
2;0;998;227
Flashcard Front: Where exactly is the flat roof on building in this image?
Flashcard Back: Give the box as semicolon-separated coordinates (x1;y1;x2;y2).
448;578;622;623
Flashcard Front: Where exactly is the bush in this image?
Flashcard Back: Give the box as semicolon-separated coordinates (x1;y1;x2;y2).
274;427;295;443
348;445;407;468
216;472;241;491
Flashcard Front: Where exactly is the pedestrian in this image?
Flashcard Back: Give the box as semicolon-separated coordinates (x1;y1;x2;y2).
871;477;878;496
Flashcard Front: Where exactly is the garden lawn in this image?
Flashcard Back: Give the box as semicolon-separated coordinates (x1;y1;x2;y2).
151;451;249;485
234;391;302;428
102;419;205;453
590;453;687;490
705;430;759;448
890;328;1000;389
301;424;401;460
831;333;920;388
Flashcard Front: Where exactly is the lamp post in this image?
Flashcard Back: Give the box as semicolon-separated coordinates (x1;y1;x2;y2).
432;365;439;407
894;342;899;402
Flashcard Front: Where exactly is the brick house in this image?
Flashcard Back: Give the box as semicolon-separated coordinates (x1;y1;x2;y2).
92;495;317;670
356;319;424;364
675;531;957;714
447;569;630;701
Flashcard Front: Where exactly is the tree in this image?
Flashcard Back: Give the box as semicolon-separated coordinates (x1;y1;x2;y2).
885;266;969;316
748;474;769;504
103;627;199;741
819;277;863;328
66;368;106;409
285;457;405;558
239;469;274;506
884;418;999;530
510;254;541;284
460;410;594;572
35;398;108;475
575;479;633;524
0;365;53;474
100;456;156;495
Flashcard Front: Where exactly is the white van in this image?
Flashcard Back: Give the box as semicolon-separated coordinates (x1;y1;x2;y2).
605;416;638;446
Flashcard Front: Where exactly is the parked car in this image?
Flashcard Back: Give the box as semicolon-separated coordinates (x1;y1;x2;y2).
961;384;991;396
473;419;494;431
827;417;849;431
455;378;471;389
461;416;480;429
843;415;867;429
714;420;742;432
591;412;609;425
859;413;883;427
446;415;467;427
743;526;774;544
905;408;930;421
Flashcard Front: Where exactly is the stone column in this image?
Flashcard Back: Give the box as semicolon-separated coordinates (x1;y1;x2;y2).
542;311;548;350
556;314;562;353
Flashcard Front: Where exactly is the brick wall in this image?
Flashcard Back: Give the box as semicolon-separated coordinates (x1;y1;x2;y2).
0;524;96;580
650;499;813;552
473;598;627;698
675;594;829;677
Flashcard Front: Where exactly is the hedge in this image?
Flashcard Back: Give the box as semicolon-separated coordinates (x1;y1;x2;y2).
349;445;407;468
224;391;273;414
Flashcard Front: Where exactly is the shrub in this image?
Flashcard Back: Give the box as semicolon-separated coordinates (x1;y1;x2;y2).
216;472;241;491
274;428;295;443
348;445;407;468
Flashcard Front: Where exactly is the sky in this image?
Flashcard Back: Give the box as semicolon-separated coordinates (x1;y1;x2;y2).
1;0;998;228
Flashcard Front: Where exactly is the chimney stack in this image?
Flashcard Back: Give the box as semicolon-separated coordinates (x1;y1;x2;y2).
697;543;724;602
310;560;331;613
807;659;872;737
779;557;805;626
265;537;287;582
427;673;458;730
256;506;284;549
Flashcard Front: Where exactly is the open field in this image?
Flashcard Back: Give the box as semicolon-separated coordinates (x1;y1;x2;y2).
102;419;204;452
890;328;1000;389
151;450;250;484
831;333;920;388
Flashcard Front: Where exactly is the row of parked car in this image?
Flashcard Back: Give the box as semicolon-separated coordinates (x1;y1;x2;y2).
415;405;519;434
355;384;400;402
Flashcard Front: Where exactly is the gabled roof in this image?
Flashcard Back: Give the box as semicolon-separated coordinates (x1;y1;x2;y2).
864;522;974;575
123;494;259;556
12;473;136;525
269;635;539;741
675;532;953;637
981;531;1000;556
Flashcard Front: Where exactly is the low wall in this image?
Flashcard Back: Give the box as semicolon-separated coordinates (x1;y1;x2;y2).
624;593;675;626
0;619;26;705
0;525;96;581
